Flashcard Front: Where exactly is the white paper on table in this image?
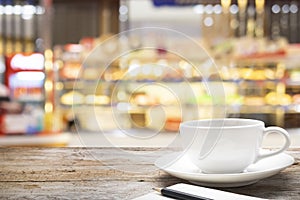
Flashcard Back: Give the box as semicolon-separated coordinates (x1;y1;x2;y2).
132;183;269;200
133;192;172;200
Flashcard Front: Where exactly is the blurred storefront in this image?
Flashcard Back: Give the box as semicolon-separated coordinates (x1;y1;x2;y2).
1;0;300;146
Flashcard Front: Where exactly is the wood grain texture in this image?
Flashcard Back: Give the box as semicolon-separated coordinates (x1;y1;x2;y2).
0;147;299;200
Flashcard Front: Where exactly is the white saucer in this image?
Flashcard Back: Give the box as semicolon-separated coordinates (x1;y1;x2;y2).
155;151;294;187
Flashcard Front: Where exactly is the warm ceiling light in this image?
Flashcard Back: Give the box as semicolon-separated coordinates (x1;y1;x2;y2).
221;0;231;12
255;0;265;13
238;0;248;10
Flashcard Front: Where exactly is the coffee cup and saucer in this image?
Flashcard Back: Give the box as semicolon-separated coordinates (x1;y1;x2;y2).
155;118;295;187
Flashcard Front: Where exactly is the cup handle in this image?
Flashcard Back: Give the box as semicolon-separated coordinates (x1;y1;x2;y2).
256;127;290;162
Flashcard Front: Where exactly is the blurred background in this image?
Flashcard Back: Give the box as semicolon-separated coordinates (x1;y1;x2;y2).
1;0;300;147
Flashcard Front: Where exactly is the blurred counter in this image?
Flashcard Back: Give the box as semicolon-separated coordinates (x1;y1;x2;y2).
67;128;300;148
0;132;71;147
1;128;299;148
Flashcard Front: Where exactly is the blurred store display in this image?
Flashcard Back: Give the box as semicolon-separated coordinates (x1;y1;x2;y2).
5;53;45;102
0;0;67;146
1;0;300;138
53;31;300;133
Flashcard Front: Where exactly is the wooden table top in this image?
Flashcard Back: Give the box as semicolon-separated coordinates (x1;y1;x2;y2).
0;147;299;200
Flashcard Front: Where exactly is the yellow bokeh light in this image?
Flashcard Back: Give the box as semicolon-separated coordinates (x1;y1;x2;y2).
44;102;53;113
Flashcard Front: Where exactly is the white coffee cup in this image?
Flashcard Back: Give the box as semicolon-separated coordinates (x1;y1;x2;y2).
179;118;291;174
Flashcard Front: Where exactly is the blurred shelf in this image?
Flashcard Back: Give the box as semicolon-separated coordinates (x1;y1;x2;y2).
16;99;45;104
0;132;71;147
286;80;300;86
61;104;300;114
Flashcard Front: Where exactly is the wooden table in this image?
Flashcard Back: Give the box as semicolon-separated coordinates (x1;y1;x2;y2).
0;147;299;200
